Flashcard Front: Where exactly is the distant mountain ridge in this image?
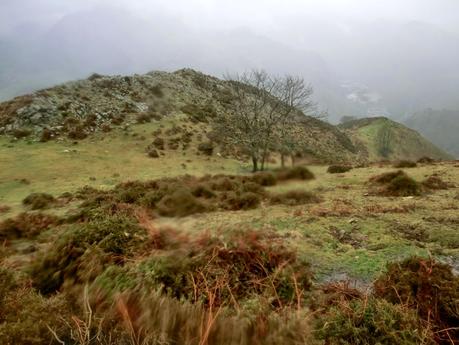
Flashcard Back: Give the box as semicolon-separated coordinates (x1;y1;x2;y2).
404;109;459;158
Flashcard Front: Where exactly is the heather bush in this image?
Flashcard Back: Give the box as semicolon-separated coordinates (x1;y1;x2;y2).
251;171;277;186
30;215;147;294
374;257;459;344
22;192;56;210
327;165;352;174
198;141;214;156
0;212;59;240
316;297;434;345
369;170;422;196
270;190;320;206
275;166;315;181
393;160;417;168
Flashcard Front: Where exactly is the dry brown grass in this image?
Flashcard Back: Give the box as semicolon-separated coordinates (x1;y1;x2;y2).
310;199;357;217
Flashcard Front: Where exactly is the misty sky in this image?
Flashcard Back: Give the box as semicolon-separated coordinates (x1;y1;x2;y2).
2;0;459;35
1;0;459;121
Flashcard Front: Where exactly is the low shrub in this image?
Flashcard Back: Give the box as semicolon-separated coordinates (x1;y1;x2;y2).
393;160;417;168
0;204;11;214
0;212;60;240
382;175;422;196
132;228;312;307
417;156;435;164
147;148;159;158
251;171;277;186
222;191;261;210
152;137;165;150
369;170;406;184
198;142;214;156
22;193;56;210
88;73;104;81
270;190;320;206
39;128;54;142
369;170;422;196
111;116;125;125
67;126;88;140
0;268;71;345
191;184;216;198
101;123;112;132
422;176;450;190
136;113;151;124
374;257;459;344
315;297;434;345
241;181;265;194
150;84;164;98
275;166;315;181
69;173;275;219
12;128;32;139
181;103;216;123
209;176;241;191
156;189;210;217
30;215;147;294
327;165;352;174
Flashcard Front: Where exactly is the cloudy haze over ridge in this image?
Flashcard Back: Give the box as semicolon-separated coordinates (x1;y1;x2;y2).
1;0;459;121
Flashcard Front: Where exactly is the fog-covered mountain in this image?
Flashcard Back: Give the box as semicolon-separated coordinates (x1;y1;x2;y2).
404;109;459;158
1;3;459;123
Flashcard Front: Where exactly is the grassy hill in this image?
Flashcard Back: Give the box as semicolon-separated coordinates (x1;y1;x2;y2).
0;71;453;216
1;70;459;344
0;69;361;164
339;117;452;161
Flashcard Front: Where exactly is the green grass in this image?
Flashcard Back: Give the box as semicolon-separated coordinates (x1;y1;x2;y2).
350;117;452;161
1;117;458;286
0;115;248;217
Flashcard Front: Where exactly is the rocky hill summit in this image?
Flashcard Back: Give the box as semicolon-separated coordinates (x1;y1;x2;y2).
0;69;363;163
0;69;449;163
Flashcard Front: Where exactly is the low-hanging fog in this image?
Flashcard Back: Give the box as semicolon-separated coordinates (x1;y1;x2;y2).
2;0;459;122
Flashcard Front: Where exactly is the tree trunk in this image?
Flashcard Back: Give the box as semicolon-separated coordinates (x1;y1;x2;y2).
281;154;285;168
252;156;259;172
291;155;295;167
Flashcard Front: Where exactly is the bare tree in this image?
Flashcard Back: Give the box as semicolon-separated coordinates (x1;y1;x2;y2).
213;69;320;172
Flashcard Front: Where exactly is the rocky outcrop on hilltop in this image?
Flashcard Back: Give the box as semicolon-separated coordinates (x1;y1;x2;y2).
0;69;364;163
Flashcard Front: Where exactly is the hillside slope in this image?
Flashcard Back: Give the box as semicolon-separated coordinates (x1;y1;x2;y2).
0;69;361;164
339;117;452;161
404;109;459;158
0;69;450;164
